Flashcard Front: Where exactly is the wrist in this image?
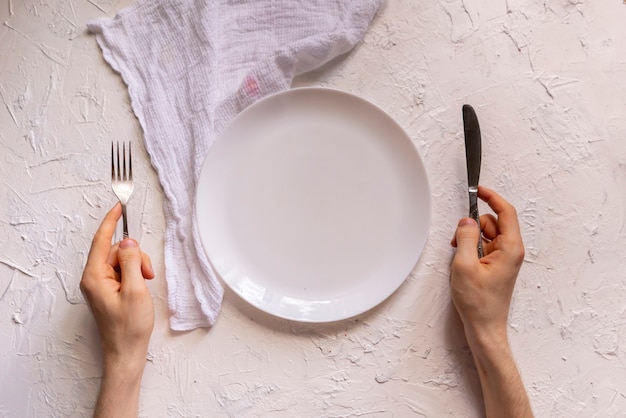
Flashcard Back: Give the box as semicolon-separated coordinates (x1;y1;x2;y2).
96;353;147;418
466;332;519;385
102;352;147;385
464;326;512;366
463;326;534;418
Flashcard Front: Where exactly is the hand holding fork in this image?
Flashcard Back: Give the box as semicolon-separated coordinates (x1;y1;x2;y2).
111;141;134;239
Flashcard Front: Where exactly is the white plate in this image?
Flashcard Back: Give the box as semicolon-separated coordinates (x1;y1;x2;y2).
196;88;431;322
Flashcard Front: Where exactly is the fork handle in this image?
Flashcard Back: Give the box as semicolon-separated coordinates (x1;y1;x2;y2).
121;204;129;239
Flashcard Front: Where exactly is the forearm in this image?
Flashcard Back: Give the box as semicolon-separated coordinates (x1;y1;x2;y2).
468;331;533;418
94;359;146;418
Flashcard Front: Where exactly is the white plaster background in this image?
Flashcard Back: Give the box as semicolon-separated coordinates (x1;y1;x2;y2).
1;0;625;416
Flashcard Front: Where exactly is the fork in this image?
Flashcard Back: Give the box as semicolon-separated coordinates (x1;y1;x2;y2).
111;141;134;239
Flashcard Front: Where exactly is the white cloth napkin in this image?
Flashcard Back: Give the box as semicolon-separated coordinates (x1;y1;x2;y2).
88;0;383;331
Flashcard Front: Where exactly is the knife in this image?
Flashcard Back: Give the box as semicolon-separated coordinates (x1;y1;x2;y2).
462;104;484;258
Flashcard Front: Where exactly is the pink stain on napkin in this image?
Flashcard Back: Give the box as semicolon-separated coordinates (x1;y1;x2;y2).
88;0;383;331
244;76;261;97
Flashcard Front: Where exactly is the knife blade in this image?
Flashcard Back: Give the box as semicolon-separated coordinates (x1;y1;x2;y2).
462;104;484;258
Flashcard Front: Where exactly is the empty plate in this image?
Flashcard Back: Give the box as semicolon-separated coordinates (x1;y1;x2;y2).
195;87;430;322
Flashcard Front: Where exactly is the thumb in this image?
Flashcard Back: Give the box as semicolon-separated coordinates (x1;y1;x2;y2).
117;238;144;290
454;218;481;262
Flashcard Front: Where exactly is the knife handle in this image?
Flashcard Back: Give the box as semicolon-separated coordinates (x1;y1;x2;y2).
469;191;484;258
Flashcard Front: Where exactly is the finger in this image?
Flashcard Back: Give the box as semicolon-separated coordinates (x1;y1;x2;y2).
452;215;493;247
478;186;521;237
108;242;154;279
107;242;121;268
451;224;481;247
481;238;492;257
453;218;482;262
451;217;470;247
86;203;122;266
480;214;499;241
141;251;155;280
481;236;496;256
117;238;148;292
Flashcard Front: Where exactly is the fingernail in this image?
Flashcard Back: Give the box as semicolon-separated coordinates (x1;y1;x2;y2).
458;218;476;227
119;238;138;249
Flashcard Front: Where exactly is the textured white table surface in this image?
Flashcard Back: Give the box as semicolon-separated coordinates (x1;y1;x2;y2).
1;1;626;416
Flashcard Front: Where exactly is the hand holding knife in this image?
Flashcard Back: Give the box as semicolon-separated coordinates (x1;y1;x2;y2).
463;104;484;258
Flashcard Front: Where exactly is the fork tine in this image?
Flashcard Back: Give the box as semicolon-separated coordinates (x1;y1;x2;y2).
120;141;126;181
128;142;133;181
111;141;134;240
122;142;130;180
111;142;115;180
116;141;121;181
